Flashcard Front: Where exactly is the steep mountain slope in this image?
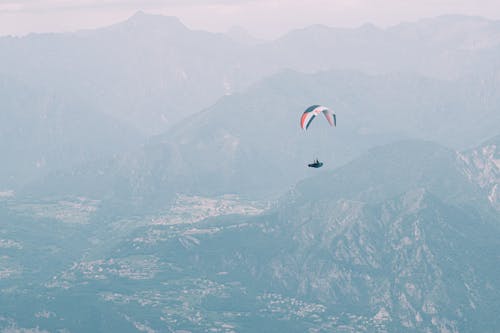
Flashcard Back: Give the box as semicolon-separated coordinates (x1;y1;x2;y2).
0;76;141;189
254;140;500;331
459;135;500;211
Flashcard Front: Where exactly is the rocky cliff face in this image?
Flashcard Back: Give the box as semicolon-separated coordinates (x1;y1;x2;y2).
256;189;499;332
459;135;500;211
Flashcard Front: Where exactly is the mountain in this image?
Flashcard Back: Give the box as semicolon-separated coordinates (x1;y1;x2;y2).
0;75;141;190
0;11;254;135
28;69;500;205
226;26;263;45
3;13;500;136
265;15;500;79
256;140;500;332
0;12;247;189
3;12;500;333
2;140;498;332
459;134;500;211
4;13;500;192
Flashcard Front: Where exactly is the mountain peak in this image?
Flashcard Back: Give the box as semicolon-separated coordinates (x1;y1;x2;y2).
113;11;187;32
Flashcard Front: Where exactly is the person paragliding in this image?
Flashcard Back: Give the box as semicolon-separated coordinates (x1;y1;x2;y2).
300;105;336;168
308;158;323;168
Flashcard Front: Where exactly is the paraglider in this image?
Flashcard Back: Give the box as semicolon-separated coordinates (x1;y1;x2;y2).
308;158;323;168
300;105;336;168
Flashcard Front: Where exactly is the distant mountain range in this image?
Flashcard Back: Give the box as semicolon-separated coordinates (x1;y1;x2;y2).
3;13;500;134
3;13;500;193
0;12;500;190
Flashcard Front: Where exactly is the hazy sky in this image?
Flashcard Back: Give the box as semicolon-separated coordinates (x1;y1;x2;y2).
1;0;500;38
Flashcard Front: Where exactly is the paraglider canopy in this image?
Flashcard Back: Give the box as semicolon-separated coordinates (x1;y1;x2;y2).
300;105;336;130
